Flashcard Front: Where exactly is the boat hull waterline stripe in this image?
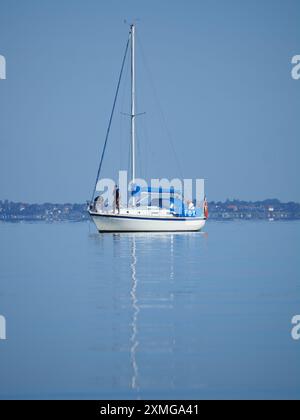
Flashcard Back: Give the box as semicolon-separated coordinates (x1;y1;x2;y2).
89;212;205;222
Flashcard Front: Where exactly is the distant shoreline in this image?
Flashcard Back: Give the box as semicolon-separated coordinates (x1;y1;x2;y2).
1;199;300;222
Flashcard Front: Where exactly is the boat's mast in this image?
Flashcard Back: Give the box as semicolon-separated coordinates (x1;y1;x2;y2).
130;24;136;186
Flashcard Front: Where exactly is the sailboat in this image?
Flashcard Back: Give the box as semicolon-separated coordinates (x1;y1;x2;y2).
89;24;207;232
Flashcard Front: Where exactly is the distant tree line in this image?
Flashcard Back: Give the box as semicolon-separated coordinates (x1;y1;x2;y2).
1;199;300;221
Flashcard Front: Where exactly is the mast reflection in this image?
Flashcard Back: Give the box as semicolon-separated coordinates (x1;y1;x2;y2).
130;235;140;390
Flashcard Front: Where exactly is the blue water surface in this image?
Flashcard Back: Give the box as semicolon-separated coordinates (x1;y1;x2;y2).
0;221;299;400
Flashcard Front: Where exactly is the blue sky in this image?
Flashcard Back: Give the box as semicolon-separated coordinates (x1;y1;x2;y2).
0;0;299;203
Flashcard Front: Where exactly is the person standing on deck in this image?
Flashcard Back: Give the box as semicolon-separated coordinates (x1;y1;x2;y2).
114;185;120;214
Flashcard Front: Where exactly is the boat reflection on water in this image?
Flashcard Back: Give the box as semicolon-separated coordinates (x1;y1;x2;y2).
88;230;207;397
130;235;139;391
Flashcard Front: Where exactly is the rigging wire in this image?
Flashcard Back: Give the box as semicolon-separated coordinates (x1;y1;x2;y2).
136;33;184;180
140;113;149;181
136;130;143;180
90;36;130;203
135;91;144;181
119;47;130;172
127;140;131;182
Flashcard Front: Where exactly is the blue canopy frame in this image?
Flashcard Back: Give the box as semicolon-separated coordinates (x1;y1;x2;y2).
131;185;203;218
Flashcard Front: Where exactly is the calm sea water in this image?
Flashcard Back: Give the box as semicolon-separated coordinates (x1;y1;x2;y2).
0;220;299;400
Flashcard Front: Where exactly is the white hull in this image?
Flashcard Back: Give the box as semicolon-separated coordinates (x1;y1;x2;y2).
89;212;206;232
